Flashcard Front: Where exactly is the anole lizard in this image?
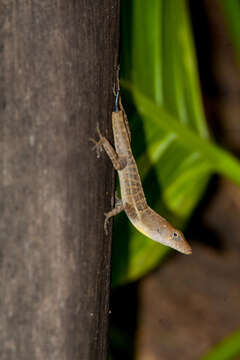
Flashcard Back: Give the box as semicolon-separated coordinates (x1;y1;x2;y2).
92;82;192;255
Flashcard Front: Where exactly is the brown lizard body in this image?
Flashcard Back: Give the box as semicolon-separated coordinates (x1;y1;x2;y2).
92;88;192;255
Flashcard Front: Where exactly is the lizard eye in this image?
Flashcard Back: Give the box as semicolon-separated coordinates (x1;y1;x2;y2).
173;231;180;240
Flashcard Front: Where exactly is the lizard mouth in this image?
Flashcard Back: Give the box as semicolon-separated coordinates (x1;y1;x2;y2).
180;245;192;255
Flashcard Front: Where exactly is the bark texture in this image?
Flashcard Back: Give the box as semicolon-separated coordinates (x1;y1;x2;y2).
0;1;120;359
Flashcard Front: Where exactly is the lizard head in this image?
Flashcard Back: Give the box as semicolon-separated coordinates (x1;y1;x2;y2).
134;209;192;255
154;227;192;255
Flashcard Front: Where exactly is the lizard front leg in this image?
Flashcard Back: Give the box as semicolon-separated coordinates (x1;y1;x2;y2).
91;123;127;171
104;195;124;234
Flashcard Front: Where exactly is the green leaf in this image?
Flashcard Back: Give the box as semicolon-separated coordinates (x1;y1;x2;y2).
125;82;240;187
111;0;240;287
201;328;240;360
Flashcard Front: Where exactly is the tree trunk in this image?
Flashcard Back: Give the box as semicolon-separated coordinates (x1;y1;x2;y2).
0;1;120;359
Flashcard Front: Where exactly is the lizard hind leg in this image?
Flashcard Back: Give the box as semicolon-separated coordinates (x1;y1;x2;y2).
90;123;127;171
104;198;124;235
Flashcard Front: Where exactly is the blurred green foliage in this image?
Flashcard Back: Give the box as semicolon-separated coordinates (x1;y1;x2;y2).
110;0;240;287
201;328;240;360
111;0;240;287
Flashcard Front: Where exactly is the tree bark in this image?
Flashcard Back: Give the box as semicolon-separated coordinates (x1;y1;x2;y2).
0;1;120;359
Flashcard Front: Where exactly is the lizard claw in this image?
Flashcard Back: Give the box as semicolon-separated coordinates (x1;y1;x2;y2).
89;138;103;158
104;213;110;235
89;123;104;158
96;122;103;138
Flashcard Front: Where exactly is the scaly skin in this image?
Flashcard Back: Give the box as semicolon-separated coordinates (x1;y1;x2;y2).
92;93;192;255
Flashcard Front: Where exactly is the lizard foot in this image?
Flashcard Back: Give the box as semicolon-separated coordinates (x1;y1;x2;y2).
89;123;105;158
104;197;124;235
104;213;111;235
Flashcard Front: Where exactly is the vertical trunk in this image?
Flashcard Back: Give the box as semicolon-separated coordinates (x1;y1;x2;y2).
0;1;120;359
